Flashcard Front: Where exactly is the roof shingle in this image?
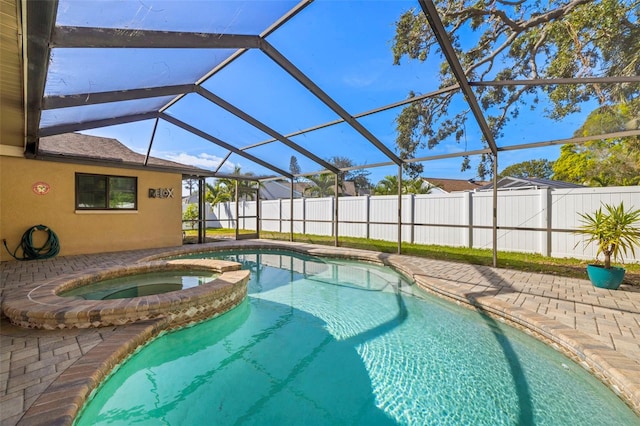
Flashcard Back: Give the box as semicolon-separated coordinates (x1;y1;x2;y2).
38;133;210;175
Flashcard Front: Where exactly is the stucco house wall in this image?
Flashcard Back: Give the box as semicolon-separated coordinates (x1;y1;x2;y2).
0;156;182;261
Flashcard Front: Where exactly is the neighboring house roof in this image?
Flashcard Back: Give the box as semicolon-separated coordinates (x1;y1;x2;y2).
38;133;211;176
184;180;363;203
255;180;361;200
261;181;303;200
422;177;489;193
268;180;368;199
342;181;365;196
183;181;303;204
295;180;360;197
183;194;197;204
478;176;584;191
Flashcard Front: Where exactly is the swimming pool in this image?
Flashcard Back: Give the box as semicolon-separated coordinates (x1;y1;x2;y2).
74;250;638;425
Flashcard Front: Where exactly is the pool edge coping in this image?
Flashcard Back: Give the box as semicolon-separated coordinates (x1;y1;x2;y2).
14;241;640;425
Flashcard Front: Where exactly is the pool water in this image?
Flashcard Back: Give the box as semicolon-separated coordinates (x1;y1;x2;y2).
74;250;639;425
60;270;218;300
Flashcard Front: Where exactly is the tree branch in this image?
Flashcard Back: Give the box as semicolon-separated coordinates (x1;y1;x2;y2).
529;28;549;79
494;86;530;132
521;0;592;30
448;8;520;31
465;32;518;76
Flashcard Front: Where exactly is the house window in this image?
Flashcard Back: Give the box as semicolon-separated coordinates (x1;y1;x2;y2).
76;173;137;210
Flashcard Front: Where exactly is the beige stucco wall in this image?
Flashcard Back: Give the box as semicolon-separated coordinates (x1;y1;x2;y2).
0;156;183;262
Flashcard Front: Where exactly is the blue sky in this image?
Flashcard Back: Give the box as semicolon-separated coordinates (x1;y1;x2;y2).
48;0;597;187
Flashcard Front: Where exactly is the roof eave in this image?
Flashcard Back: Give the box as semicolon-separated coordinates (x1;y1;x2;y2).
35;151;216;177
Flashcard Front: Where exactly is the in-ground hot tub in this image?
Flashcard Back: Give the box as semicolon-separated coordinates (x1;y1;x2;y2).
59;270;220;300
1;259;250;329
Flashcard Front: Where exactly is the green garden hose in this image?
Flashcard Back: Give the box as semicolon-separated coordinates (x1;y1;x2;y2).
3;225;60;261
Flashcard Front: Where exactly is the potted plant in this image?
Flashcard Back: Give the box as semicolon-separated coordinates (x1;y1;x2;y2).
575;201;640;289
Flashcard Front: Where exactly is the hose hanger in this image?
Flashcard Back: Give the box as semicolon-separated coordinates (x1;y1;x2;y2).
3;225;60;261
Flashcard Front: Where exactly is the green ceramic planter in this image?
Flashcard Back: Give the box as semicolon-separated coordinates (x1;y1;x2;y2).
586;264;625;290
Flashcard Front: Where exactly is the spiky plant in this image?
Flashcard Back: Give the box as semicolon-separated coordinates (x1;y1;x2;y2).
576;202;640;269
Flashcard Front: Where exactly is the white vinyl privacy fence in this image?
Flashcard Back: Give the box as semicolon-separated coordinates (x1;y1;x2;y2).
190;186;640;262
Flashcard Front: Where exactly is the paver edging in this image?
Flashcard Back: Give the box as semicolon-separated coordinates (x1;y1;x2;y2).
401;269;640;415
2;259;249;329
17;279;250;425
16;319;168;426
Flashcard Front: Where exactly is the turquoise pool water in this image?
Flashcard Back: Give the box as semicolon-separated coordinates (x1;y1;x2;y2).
75;250;638;425
60;270;218;300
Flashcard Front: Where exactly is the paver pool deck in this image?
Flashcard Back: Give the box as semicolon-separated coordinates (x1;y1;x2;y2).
1;239;639;425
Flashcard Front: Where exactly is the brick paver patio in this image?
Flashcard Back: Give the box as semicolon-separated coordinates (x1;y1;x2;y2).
2;240;639;425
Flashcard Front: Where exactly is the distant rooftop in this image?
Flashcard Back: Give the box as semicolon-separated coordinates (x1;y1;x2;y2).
422;177;489;193
479;176;584;191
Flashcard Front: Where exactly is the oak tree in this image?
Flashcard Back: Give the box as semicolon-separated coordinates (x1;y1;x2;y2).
327;156;373;195
498;159;555;179
392;0;639;179
552;100;640;185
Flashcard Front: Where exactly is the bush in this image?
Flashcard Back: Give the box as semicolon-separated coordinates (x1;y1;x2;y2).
182;204;198;230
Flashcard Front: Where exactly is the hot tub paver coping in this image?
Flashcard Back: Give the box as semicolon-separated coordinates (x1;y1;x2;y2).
2;259;247;329
1;239;639;425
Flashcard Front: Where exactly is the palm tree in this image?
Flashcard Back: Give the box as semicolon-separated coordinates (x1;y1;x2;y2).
214;166;260;201
590;174;614;187
403;178;429;194
620;176;640;186
373;176;438;195
373;175;400;195
304;174;339;197
205;181;232;206
326;156;372;195
406;178;441;194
